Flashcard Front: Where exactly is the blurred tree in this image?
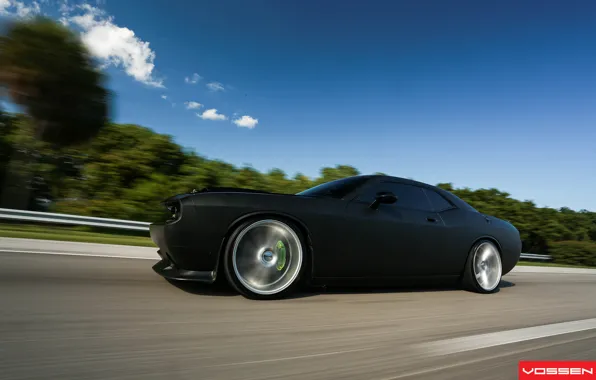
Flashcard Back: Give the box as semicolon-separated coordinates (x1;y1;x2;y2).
0;110;16;188
0;17;110;146
2;110;595;263
315;165;360;185
234;165;265;190
0;17;110;209
265;168;291;193
291;173;313;194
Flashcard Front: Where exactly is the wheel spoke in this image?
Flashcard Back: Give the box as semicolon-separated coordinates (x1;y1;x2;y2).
472;242;502;291
232;220;303;295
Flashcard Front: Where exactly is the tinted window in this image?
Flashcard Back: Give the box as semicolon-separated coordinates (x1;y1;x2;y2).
358;182;432;211
296;176;370;199
424;189;454;211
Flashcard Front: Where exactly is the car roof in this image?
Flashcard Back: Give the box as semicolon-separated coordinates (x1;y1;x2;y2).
361;174;478;211
353;174;470;206
363;174;436;189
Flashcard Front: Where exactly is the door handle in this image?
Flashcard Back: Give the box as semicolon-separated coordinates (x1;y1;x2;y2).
426;217;438;223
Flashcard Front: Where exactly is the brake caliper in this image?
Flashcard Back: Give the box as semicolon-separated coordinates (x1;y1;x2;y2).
275;240;286;271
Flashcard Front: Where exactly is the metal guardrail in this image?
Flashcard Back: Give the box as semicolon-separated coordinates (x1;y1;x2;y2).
0;208;151;231
0;208;557;260
520;253;552;261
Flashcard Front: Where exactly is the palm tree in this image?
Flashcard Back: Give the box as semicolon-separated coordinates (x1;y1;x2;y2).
0;17;111;209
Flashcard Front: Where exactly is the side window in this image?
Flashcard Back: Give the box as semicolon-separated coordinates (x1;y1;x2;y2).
424;189;454;212
358;182;432;211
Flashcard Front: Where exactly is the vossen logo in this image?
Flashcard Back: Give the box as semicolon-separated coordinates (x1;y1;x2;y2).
519;362;596;379
522;368;593;375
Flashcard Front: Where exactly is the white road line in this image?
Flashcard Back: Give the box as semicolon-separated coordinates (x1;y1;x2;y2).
381;332;596;380
415;318;596;356
206;347;377;368
0;249;159;260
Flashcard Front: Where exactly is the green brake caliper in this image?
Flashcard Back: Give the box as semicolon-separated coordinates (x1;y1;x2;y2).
275;240;286;271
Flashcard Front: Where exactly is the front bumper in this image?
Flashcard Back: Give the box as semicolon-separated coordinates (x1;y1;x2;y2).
150;223;168;253
152;257;216;283
149;222;218;279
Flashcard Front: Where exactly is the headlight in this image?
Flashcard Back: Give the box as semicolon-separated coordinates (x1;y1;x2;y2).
165;201;181;223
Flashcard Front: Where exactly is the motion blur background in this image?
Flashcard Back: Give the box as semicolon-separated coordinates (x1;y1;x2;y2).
1;2;596;380
1;0;595;266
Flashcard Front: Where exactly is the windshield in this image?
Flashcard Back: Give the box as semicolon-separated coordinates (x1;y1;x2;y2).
296;176;370;199
449;192;480;213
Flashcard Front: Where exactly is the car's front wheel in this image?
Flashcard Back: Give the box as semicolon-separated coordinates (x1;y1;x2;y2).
462;239;503;294
223;217;306;300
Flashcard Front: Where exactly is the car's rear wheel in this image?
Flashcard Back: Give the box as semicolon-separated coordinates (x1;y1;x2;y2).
223;218;305;300
462;239;503;294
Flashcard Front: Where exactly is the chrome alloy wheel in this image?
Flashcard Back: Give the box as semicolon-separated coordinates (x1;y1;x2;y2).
472;242;502;291
232;219;303;295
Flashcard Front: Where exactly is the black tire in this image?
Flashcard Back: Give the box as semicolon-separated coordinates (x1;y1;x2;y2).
223;217;307;300
462;239;503;294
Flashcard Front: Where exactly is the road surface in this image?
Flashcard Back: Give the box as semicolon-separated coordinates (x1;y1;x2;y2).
1;240;596;379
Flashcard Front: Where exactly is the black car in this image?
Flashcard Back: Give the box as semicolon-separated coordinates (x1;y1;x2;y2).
150;175;521;299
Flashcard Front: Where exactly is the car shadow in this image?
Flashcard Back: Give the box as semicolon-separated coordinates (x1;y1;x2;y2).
166;279;237;297
305;279;515;296
500;279;516;289
165;278;516;299
166;279;321;299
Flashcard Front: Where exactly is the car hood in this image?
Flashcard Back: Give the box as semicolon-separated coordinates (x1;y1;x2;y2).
162;187;279;204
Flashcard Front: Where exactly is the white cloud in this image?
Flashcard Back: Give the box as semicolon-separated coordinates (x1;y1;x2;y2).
16;0;40;16
57;0;73;24
185;73;201;84
160;94;176;107
64;4;164;88
232;115;258;129
206;82;225;92
0;0;11;13
198;109;227;121
58;0;70;12
0;0;41;17
184;101;202;110
0;2;164;87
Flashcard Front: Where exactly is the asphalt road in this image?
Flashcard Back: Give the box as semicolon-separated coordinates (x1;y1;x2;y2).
1;250;596;380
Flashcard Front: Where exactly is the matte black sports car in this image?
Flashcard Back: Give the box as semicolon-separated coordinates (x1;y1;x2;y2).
150;175;521;299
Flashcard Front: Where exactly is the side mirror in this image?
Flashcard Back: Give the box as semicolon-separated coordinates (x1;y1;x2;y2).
370;191;397;210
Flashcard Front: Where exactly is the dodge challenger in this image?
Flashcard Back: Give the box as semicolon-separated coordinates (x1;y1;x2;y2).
150;175;521;299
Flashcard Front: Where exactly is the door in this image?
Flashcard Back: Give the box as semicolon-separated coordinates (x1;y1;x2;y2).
343;180;448;278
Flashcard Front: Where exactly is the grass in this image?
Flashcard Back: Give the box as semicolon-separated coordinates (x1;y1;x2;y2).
517;261;595;269
0;223;156;247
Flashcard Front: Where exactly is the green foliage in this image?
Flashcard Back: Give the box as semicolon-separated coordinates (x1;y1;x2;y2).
0;111;16;187
0;17;110;147
549;241;596;267
0;17;591;265
1;112;595;266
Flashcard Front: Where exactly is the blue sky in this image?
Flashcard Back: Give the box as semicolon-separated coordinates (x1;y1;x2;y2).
2;0;596;211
